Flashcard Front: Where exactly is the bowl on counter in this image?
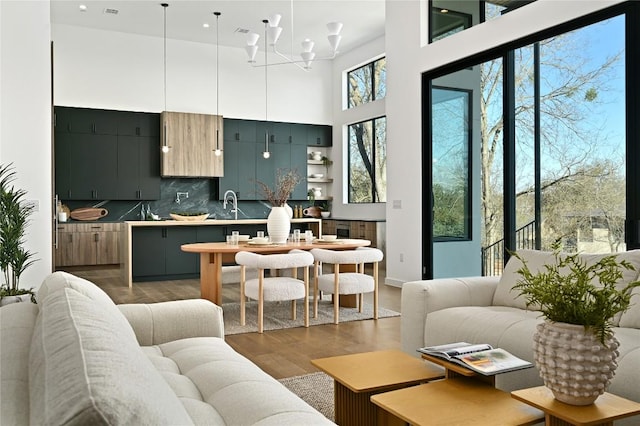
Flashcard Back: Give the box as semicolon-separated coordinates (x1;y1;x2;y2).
320;211;331;218
169;213;209;221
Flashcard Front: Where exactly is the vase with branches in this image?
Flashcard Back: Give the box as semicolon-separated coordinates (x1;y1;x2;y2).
0;163;38;304
255;169;302;207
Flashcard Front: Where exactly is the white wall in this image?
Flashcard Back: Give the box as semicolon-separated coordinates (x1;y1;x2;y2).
53;24;333;124
0;0;52;289
330;36;386;221
383;0;627;286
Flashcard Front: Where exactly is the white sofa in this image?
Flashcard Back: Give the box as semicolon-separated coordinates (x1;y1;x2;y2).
0;271;334;425
401;249;640;423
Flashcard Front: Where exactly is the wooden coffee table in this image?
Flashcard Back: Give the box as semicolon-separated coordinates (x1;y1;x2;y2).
371;377;544;426
311;350;445;426
511;386;640;426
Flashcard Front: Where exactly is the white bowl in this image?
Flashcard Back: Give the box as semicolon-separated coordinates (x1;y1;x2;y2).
320;211;331;218
309;174;324;179
322;235;337;241
252;237;269;244
237;235;250;242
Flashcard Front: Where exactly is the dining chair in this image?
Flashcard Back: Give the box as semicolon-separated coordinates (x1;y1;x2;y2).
235;250;314;333
310;247;384;324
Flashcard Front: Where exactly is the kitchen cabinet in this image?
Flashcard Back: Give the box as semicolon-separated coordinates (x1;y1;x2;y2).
57;133;118;200
54;107;161;201
307;125;332;147
117;135;161;200
55;223;121;267
161;112;224;177
223;118;256;143
218;131;257;200
290;123;308;145
132;227;198;279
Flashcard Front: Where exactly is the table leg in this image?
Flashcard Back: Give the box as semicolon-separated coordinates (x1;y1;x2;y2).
546;414;612;426
199;252;223;305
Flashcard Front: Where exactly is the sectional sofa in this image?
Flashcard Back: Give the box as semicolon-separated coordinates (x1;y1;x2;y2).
401;249;640;424
0;271;334;425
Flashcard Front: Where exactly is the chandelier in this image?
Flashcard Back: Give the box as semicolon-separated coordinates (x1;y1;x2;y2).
244;3;342;70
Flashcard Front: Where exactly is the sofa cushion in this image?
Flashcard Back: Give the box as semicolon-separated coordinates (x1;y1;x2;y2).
0;302;39;425
494;249;640;321
493;250;555;310
147;337;334;425
37;270;115;308
619;285;640;329
29;287;193;425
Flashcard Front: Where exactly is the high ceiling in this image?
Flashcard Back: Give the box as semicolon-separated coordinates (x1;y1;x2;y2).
50;0;387;58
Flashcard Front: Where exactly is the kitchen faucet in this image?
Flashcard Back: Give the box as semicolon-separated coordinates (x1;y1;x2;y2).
223;190;238;220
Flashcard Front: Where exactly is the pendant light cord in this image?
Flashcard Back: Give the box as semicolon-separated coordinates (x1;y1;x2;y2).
162;3;168;112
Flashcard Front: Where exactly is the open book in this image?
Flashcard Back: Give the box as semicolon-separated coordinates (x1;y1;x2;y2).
418;342;533;376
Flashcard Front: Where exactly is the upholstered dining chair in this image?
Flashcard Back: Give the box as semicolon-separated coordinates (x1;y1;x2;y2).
310;247;384;324
235;250;314;333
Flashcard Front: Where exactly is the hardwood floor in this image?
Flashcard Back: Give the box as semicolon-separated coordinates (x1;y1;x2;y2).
60;265;403;379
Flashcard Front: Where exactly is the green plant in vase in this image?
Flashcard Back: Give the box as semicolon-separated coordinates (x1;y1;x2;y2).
0;163;38;304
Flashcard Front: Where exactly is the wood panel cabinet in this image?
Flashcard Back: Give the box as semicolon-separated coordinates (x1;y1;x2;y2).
161;112;224;177
55;223;121;267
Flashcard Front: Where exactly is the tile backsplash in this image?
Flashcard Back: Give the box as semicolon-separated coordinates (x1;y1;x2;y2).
60;177;310;222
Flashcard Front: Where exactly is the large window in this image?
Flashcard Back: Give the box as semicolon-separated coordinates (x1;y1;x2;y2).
347;57;386;108
348;117;386;203
432;87;471;240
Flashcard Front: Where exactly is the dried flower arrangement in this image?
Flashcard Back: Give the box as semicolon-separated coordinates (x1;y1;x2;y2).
255;169;303;207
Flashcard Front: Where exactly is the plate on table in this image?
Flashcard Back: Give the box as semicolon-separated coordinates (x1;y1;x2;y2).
247;240;274;246
315;238;344;244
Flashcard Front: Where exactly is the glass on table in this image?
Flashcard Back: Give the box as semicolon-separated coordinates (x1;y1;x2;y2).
293;229;301;243
256;231;265;239
304;230;314;243
231;230;239;245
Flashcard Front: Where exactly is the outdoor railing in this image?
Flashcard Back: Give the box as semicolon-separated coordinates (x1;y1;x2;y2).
481;220;536;276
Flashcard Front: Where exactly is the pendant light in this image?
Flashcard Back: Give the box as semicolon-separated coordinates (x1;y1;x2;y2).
161;3;170;154
262;19;270;159
213;11;222;157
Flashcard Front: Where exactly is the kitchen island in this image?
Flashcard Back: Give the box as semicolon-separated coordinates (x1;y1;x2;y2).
122;218;322;288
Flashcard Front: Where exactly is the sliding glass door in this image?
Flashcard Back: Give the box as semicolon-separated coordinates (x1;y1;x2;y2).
425;5;630;278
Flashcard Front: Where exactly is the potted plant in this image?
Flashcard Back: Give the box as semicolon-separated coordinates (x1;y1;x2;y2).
0;163;38;305
512;247;640;405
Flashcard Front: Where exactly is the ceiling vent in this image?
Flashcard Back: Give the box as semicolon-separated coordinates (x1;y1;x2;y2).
235;28;250;34
103;8;119;15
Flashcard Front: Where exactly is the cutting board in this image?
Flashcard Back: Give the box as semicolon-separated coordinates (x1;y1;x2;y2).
70;207;108;221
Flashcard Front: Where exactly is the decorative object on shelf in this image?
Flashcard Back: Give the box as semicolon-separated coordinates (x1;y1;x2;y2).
70;207;109;221
303;206;321;218
312;187;322;198
213;11;222;157
320;211;331;218
512;247;640;405
322;155;332;173
169;212;209;221
267;206;290;243
0;163;37;306
244;0;343;71
310;151;323;161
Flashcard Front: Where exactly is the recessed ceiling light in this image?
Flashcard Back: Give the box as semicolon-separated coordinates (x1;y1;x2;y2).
79;4;87;12
203;23;210;28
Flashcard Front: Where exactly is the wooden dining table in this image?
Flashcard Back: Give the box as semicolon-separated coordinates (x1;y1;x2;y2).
181;238;371;305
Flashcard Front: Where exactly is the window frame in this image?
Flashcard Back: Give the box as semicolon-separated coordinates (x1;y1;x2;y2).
347;115;387;204
346;57;387;109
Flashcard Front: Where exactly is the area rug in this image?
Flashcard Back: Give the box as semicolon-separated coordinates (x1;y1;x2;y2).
223;299;400;335
279;372;335;421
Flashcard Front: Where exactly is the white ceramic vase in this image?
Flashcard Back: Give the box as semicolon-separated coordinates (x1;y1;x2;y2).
267;206;291;244
533;321;619;405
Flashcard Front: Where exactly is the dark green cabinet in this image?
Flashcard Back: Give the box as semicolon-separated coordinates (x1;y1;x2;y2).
58;133;118;200
54;107;161;200
117;136;161;200
307;125;332;147
220;118;328;201
132;227;198;279
224;118;257;143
